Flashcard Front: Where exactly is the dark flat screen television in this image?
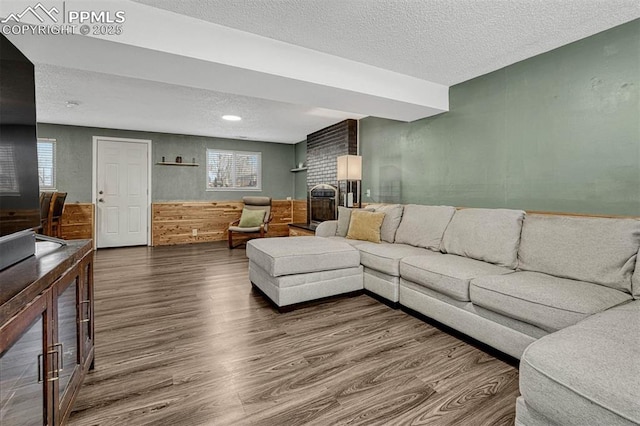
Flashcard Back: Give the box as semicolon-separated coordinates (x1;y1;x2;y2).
0;34;40;269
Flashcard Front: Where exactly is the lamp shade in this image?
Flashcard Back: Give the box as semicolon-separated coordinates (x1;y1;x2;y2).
336;155;362;180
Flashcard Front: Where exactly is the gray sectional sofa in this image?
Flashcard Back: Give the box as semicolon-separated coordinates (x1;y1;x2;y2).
315;204;640;426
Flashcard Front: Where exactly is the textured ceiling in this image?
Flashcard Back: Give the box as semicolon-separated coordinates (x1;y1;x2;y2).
35;64;363;144
5;0;639;143
132;0;640;85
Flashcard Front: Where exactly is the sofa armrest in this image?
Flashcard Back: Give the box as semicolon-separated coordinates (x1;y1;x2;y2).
315;220;338;237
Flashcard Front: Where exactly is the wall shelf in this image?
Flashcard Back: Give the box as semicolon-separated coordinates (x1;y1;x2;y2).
156;162;199;167
290;167;308;172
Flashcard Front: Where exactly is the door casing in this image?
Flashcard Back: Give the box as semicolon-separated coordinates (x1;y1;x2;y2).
92;136;152;248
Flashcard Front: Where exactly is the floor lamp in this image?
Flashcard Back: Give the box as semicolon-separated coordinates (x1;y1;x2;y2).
337;155;362;207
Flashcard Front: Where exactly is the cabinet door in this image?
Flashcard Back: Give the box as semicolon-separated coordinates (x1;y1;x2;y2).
0;295;51;425
52;269;82;424
79;255;94;369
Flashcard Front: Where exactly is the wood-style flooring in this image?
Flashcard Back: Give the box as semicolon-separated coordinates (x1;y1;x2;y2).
67;242;520;426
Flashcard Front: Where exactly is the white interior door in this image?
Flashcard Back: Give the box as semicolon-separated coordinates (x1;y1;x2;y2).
95;138;149;248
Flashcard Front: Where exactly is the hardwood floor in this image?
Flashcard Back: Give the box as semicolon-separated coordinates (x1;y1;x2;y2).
67;242;520;426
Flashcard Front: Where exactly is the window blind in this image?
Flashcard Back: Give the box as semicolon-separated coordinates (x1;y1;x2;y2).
206;149;261;190
37;139;56;190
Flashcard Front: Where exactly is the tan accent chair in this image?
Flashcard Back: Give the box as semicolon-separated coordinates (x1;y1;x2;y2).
228;196;273;249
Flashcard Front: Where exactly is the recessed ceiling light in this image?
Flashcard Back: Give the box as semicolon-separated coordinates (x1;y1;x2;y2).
66;101;80;108
222;115;242;121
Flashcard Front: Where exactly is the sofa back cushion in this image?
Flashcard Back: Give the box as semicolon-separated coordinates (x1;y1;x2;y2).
518;214;640;294
394;205;456;250
633;247;640;299
336;207;352;237
442;208;525;268
368;204;404;243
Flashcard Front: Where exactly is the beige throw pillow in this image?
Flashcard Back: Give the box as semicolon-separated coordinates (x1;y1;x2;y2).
346;210;386;243
336;206;375;237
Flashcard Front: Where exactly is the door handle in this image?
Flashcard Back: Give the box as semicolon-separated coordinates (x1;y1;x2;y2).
98;198;104;203
98;190;104;194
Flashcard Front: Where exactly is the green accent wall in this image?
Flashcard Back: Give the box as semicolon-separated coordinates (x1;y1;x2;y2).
37;123;296;203
361;19;640;216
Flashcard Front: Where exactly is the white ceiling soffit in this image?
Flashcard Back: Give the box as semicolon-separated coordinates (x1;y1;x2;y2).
34;64;360;144
2;0;449;123
133;0;640;86
3;1;639;144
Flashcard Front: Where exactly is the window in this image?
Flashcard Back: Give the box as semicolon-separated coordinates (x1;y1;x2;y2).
206;149;261;190
0;143;19;193
37;139;56;190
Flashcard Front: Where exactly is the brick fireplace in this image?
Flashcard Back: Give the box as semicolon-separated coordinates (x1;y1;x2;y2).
306;119;357;222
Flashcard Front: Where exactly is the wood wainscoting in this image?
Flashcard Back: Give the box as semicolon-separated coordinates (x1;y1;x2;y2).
152;199;308;246
60;203;94;241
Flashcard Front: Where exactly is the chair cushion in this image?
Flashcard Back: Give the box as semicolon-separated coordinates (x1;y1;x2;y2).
229;225;261;233
368;204;404;243
246;236;360;277
346;210;385;243
358;243;434;277
394;205;456;250
518;214;640;294
520;300;640;426
470;271;632;332
238;208;265;227
400;254;513;302
442;208;525;268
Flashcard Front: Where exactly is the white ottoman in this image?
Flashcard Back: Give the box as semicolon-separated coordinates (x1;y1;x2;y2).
246;236;363;311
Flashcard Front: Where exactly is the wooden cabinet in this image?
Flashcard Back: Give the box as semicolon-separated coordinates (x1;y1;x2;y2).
288;223;317;237
0;240;94;425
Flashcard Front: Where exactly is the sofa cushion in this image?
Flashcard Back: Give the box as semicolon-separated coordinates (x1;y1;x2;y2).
518;214;640;294
394;205;456;250
327;236;370;247
400;254;513;302
336;206;351;237
246;236;360;277
470;271;632;332
520;300;640;426
369;204;404;243
442;208;525;269
633;246;640;299
358;242;434;277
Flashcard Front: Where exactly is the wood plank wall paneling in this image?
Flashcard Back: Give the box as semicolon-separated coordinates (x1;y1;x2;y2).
292;200;308;223
152;200;308;246
60;203;94;241
57;201;634;247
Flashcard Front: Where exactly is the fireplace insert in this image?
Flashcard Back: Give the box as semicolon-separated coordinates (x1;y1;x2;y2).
309;184;337;223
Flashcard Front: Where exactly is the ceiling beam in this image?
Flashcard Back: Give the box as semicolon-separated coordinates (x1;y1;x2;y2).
3;0;449;121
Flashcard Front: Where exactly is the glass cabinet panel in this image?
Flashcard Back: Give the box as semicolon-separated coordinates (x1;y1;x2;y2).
57;279;79;401
81;262;93;360
0;316;45;425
